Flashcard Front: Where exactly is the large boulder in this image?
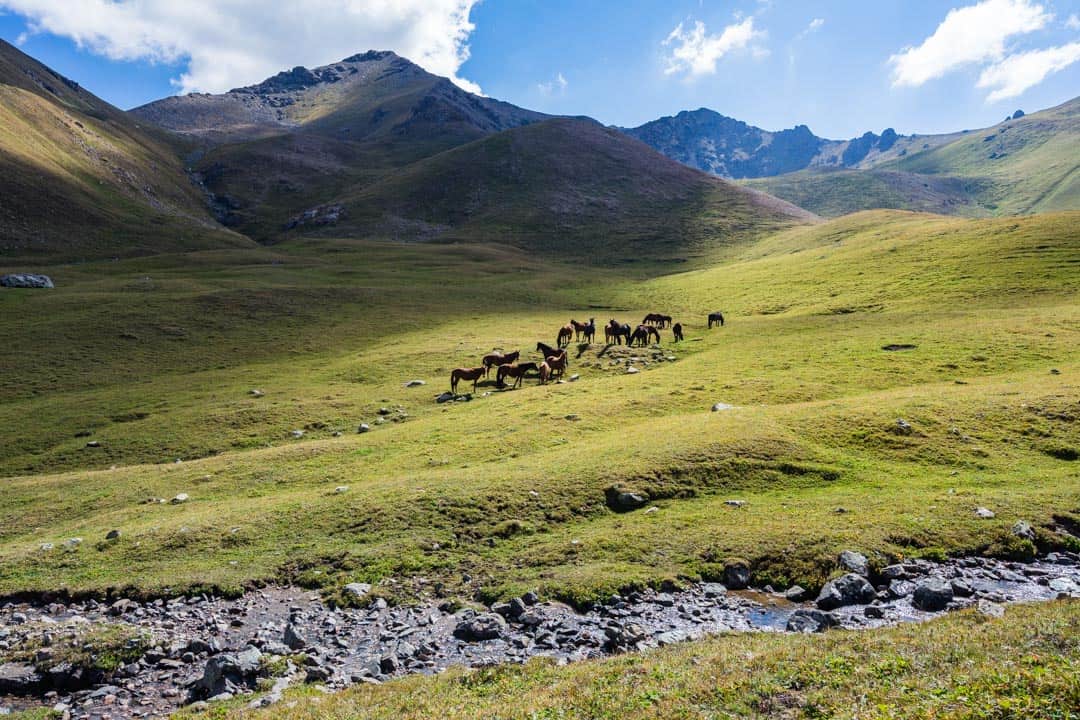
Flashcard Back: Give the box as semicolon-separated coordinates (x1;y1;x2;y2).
194;647;262;698
0;663;43;694
604;485;648;512
453;613;507;642
816;573;876;610
912;577;954;611
723;560;751;590
837;550;869;576
786;609;838;633
1;273;53;289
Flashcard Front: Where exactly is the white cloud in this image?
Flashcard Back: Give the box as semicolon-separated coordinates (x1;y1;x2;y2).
889;0;1051;88
663;17;767;77
977;41;1080;101
537;72;568;97
0;0;483;96
1066;13;1080;30
794;17;824;42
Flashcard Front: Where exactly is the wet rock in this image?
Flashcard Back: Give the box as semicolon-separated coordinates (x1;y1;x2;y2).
950;579;974;598
912;577;954;611
888;580;916;599
1048;577;1079;595
974;507;995;519
838;550;869;576
816;573;876;610
453;613;507;642
1;273;53;289
864;605;885;619
786;609;838;633
604;485;647;512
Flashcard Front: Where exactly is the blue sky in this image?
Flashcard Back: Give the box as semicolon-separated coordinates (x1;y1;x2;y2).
1;0;1077;138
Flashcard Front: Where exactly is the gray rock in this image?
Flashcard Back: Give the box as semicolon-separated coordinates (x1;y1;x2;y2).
357;423;371;433
894;418;913;435
105;529;121;540
171;493;189;504
711;403;735;412
888;580;916;599
522;590;539;605
1011;520;1035;541
1048;577;1079;595
880;564;909;581
816;573;876;610
0;273;53;289
786;609;838;633
702;583;727;598
283;624;307;650
290;429;305;439
974;507;995;519
864;605;885;619
604;485;648;512
0;663;43;693
404;380;426;387
950;579;974;597
782;585;807;601
195;647;262;696
912;577;954;611
343;582;372;601
379;655;398;674
976;599;1005;618
453;613;507;641
838;550;869;576
435;392;455;404
723;561;750;590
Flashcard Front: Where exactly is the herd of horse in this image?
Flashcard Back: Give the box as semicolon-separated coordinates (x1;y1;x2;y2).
449;310;725;393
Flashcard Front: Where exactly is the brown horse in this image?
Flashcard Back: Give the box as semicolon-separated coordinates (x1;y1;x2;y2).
450;366;486;394
658;314;672;328
605;319;631;345
497;362;539;389
672;322;684;342
544;349;568;378
538;361;552;385
557;324;574;348
582;318;596;344
629;326;650;347
708;311;725;328
569;319;590;341
642;313;663;326
536;341;560;358
482;349;520;376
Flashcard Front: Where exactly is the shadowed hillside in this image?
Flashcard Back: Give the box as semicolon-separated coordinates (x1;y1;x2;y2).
0;39;250;262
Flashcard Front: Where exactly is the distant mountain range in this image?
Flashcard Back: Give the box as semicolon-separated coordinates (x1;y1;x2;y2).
1;41;1076;263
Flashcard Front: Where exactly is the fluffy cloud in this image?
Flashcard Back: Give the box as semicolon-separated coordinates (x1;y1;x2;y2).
1066;14;1080;30
663;17;767;77
537;72;568;97
0;0;483;95
889;0;1051;88
977;42;1080;101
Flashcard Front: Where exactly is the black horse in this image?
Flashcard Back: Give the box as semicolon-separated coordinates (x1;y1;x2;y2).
672;322;684;342
708;311;725;328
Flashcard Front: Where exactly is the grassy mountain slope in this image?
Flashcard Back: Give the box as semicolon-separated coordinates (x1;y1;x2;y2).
313;118;814;260
0;210;1075;601
0;39;249;261
743;97;1079;218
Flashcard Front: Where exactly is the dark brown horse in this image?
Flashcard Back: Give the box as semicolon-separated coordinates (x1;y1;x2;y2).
582;318;596;344
557;324;574;348
658;314;672;328
482;349;520;376
569;319;590;341
708;311;725;328
643;313;663;326
497;362;539;389
605;320;631;345
630;324;660;347
672;322;684;342
536;341;560;358
450;366;486;393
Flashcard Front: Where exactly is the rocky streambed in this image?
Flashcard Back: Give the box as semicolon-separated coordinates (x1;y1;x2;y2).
2;553;1078;719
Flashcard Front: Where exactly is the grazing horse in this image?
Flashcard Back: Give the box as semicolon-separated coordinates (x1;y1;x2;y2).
497;362;539;389
569;319;590;341
629;325;650;347
642;313;663;326
658;314;672;329
450;366;486;394
708;311;725;328
672;322;684;342
544;349;568;378
557;324;574;348
582;318;596;344
536;341;560;358
482;349;520;377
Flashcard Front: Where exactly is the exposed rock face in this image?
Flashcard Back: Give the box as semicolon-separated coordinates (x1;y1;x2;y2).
816;573;876;610
1;273;53;288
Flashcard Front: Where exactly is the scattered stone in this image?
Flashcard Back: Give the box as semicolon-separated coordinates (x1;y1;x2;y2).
284;624;308;650
912;577;954;611
816;573;876;610
334;486;349;494
837;550;869;577
0;273;53;289
783;586;807;601
290;429;305;439
724;500;746;508
864;605;885;619
0;663;43;693
976;599;1004;618
85;440;101;448
453;613;507;642
711;403;735;412
105;529;121;540
569;374;580;381
64;537;82;548
625;367;639;374
357;423;371;433
604;485;648;512
435;392;455;404
250;389;264;397
644;506;659;514
1011;520;1035;541
171;493;189;504
786;609;837;633
194;648;262;697
404;380;426;387
894;418;913;435
974;507;995;519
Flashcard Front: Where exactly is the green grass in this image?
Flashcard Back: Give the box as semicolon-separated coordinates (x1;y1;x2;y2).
0;210;1076;605
183;600;1080;720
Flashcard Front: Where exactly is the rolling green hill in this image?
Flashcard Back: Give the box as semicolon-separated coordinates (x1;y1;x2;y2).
0;39;251;262
744;97;1079;218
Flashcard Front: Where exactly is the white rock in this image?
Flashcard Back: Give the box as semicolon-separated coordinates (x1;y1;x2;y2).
404;380;426;387
974;507;995;519
626;367;640;374
334;486;349;494
291;429;305;438
712;403;735;412
171;493;189;504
